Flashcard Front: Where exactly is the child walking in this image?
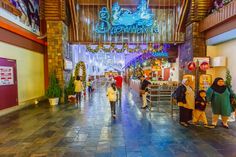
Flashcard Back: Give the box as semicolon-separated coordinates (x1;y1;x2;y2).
87;79;93;94
107;83;117;118
193;90;213;128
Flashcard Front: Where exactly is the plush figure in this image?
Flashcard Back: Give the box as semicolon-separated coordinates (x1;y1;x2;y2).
214;0;224;10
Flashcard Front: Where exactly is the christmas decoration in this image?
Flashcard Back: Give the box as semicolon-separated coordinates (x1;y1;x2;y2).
75;61;87;87
86;43;169;54
211;0;233;13
187;62;196;71
200;62;209;71
225;69;232;88
45;72;62;98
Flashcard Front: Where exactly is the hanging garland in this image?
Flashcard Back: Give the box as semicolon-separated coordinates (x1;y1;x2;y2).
134;67;144;78
86;43;168;54
74;61;87;87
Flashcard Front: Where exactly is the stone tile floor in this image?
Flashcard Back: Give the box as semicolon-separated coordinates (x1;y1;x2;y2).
0;85;236;157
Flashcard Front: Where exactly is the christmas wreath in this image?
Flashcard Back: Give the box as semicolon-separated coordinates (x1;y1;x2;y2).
75;61;87;87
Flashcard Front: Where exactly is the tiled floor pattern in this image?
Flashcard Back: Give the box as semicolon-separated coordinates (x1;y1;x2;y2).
0;84;236;157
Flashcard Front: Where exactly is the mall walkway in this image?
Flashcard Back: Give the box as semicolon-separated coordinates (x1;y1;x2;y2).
0;84;236;157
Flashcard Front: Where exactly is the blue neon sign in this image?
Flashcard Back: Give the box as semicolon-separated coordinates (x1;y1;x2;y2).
95;0;158;35
152;52;169;57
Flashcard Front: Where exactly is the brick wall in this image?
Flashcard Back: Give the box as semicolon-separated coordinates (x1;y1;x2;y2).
47;21;70;102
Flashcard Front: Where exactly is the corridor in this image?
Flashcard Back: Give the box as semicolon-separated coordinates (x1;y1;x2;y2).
0;84;236;157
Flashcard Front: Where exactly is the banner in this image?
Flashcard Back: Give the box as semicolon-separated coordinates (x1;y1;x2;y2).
0;66;14;86
0;0;40;34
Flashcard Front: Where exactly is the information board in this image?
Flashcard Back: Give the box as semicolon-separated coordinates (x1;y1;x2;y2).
0;66;14;85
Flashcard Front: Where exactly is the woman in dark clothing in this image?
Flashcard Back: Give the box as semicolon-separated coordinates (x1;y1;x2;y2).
207;77;233;129
176;79;195;127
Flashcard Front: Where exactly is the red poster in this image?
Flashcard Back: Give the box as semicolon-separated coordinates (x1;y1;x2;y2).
0;66;14;85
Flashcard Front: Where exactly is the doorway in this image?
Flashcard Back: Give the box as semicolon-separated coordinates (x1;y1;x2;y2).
0;57;18;110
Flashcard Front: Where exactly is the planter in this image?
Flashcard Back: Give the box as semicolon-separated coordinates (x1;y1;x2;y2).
49;97;59;106
68;95;76;103
68;95;76;99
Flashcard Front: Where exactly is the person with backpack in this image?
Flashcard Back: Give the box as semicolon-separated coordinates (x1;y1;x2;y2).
207;77;234;129
176;78;195;127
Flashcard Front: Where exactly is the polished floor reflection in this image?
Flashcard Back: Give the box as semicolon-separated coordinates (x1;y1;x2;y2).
0;84;236;157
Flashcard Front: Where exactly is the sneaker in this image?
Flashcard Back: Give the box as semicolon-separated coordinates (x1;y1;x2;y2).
221;122;229;129
222;125;229;129
187;121;194;125
180;122;189;127
141;106;147;109
204;125;214;129
193;123;201;127
112;114;116;118
208;124;217;128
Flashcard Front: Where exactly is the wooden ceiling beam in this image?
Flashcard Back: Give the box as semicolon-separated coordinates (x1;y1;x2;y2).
77;0;177;7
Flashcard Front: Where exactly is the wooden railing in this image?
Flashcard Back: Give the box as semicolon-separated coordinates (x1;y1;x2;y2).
200;0;236;32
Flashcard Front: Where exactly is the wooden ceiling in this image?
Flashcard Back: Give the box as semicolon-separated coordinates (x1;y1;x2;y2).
77;0;180;7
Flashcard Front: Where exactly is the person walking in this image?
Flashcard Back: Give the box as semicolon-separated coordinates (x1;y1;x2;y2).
140;76;151;109
193;90;214;128
176;78;195;127
114;72;123;101
74;76;84;103
107;83;118;118
87;78;93;94
207;77;233;129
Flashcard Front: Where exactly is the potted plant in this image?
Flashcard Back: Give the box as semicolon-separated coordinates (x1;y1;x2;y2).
65;74;76;103
46;72;62;106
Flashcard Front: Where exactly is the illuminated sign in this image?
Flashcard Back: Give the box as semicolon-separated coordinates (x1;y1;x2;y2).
95;0;158;35
152;52;169;57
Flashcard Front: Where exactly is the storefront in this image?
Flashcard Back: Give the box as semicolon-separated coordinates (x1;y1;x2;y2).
207;39;236;91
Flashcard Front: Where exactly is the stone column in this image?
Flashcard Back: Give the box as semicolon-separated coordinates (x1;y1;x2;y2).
47;21;70;102
178;22;206;77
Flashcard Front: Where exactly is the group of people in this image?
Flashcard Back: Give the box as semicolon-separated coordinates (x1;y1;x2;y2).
73;73;123;119
176;77;235;129
75;73;236;127
74;76;94;103
138;75;235;129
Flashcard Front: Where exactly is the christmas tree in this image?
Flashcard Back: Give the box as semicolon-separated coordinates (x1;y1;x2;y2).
225;69;232;88
46;72;62;98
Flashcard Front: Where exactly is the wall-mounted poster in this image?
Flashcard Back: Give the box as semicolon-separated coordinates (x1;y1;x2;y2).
199;74;212;91
0;66;14;86
0;0;40;34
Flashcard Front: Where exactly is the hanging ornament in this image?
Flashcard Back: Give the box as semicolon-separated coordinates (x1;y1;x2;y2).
187;61;196;71
200;62;209;71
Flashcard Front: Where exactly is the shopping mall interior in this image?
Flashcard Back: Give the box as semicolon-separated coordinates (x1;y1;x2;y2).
0;0;236;156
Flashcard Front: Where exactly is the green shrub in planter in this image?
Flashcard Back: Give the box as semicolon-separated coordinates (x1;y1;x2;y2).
46;73;62;98
65;74;75;96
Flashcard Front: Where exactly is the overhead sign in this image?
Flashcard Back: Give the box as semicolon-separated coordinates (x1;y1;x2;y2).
0;66;14;86
152;52;168;57
95;0;158;35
